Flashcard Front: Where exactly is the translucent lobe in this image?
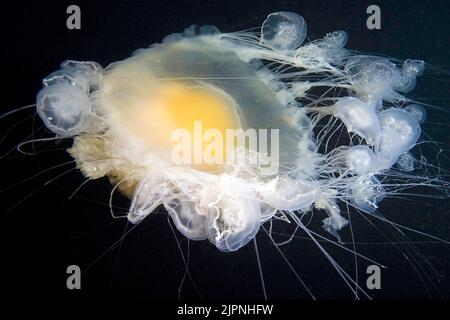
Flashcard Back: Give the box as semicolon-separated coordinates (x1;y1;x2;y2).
36;84;92;136
334;97;380;145
260;176;320;211
36;60;102;136
165;198;208;240
345;145;374;174
261;12;307;51
397;153;415;172
322;30;348;48
349;175;384;212
404;104;427;124
203;175;261;252
402;59;425;77
377;108;421;169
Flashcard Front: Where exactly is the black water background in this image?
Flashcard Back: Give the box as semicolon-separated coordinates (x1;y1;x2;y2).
0;0;449;300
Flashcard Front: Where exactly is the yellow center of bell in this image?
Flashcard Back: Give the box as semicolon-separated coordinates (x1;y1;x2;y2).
110;81;242;172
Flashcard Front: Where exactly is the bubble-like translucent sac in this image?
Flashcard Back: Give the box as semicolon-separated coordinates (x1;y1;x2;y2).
43;69;90;93
318;199;348;240
346;58;403;102
393;72;417;93
36;84;92;136
345;145;374;174
397;153;415;172
260;176;320;211
306;30;349;65
61;60;103;85
128;175;170;224
402;59;425;77
349;175;384;212
322;30;348;49
377;108;421;169
128;170;209;241
36;60;103;136
182;24;221;38
404;103;427;124
261;12;307;51
43;60;103;93
334;97;380;145
260;203;278;222
164;198;208;240
203;175;261;252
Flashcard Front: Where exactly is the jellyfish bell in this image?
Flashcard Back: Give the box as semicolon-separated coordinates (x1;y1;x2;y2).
404;103;427;124
346;59;403;102
261;11;307;51
345;145;375;174
349;175;385;213
396;153;415;172
28;11;446;256
333;96;380;145
36;60;103;136
376;108;421;169
322;30;348;49
36;84;93;137
402;59;425;77
42;60;102;92
259;176;320;211
203;174;262;252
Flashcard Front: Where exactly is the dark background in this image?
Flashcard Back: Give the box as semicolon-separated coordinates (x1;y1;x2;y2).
0;0;449;303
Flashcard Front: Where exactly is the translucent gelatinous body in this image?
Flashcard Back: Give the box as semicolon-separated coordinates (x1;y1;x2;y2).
377;108;421;169
36;60;102;136
345;146;374;174
260;177;319;211
402;59;425;77
397;153;415;172
404;103;427;124
204;174;261;252
334;97;380;145
323;30;348;49
261;12;307;50
33;11;443;253
349;175;384;212
36;84;91;136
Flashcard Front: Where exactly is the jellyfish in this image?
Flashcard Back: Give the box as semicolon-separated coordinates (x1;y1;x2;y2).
11;10;445;259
